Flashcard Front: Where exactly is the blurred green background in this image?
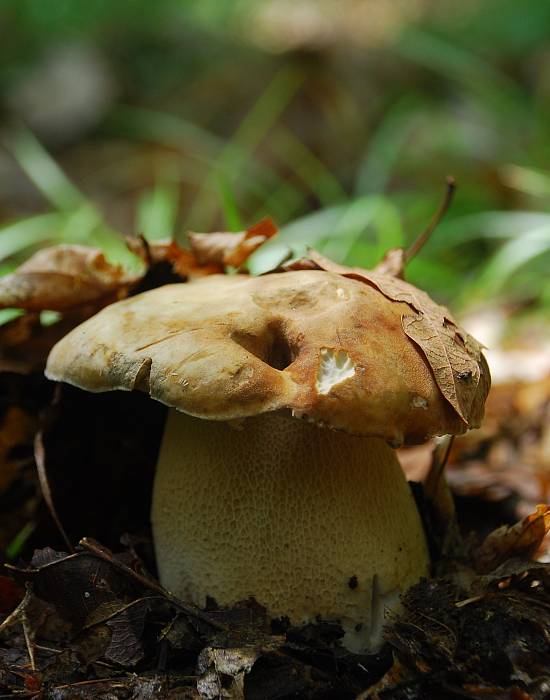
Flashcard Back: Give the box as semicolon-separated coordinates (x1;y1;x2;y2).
1;0;550;320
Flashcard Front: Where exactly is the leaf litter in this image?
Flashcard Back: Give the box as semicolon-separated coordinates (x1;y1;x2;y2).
0;228;549;697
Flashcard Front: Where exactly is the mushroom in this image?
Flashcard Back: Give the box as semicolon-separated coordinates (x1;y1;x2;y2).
45;267;489;650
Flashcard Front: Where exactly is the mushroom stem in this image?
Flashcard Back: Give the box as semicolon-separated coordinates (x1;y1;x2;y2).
152;409;429;651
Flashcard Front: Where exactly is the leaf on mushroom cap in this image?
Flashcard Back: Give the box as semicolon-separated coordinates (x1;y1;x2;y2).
291;250;489;425
46;267;490;446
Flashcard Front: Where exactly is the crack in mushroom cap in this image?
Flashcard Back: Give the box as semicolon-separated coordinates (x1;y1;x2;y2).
46;270;489;446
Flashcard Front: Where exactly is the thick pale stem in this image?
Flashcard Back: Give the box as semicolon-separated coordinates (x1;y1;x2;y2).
152;409;429;651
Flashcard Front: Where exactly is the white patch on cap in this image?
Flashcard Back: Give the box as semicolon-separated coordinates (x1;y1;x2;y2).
316;348;355;395
410;395;428;409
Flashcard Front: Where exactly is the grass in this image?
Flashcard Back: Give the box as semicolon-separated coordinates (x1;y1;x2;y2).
1;0;549;322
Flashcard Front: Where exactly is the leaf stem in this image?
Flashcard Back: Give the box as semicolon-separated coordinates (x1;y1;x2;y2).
405;176;456;263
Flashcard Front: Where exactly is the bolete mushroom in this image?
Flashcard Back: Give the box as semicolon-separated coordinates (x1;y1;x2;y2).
45;265;489;650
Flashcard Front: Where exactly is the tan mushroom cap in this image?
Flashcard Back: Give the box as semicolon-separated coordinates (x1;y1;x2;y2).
46;269;489;446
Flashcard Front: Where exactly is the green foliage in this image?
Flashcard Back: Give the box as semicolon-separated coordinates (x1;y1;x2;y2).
1;0;549;323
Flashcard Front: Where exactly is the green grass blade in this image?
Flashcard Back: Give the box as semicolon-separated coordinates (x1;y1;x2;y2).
137;183;179;240
217;174;243;231
474;225;550;295
10;129;87;210
396;28;528;120
354;96;424;195
269;127;346;206
0;308;24;326
186;65;305;229
0;212;67;261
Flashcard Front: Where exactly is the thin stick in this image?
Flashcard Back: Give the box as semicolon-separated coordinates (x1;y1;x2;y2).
21;614;36;671
0;587;32;634
34;430;74;553
0;585;36;671
428;435;455;492
405;176;456;263
81;595;161;630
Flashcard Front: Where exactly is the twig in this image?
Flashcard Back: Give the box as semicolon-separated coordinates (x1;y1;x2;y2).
0;585;36;671
21;614;36;672
52;677;133;691
405;176;456;263
425;435;455;498
0;587;32;634
81;595;161;630
34;430;74;553
137;234;154;268
78;537;228;631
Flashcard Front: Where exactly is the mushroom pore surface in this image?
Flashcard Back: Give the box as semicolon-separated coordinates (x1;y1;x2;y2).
152;409;429;651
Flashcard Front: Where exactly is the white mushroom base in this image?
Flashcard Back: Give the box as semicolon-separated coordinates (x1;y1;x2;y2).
152;410;429;652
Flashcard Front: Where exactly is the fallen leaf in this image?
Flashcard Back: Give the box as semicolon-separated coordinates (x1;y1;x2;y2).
474;505;550;573
197;646;260;700
0;244;143;312
298;249;489;425
372;246;406;278
130;238;221;279
104;598;150;666
189;217;278;270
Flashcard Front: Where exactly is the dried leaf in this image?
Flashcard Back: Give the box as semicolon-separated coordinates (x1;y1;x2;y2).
131;238;226;278
188;232;241;267
189;217;278;270
372;247;406;278
474;505;550;573
104;599;150;666
11;549;142;627
301;250;489;425
197;647;260;699
0;245;142;312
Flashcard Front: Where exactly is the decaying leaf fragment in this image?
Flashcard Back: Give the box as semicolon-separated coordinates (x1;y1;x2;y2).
189;217;278;270
0;245;143;312
197;647;260;699
0;219;278;318
474;504;550;574
0;223;278;373
372;246;406;278
129;238;222;279
293;249;489;426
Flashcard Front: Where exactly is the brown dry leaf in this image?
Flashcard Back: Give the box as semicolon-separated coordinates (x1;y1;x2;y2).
444;373;550;549
127;237;220;278
0;244;142;312
372;246;406;278
356;658;409;699
474;504;550;573
164;242;222;278
1;222;276;316
197;647;260;700
302;249;488;425
189;217;278;270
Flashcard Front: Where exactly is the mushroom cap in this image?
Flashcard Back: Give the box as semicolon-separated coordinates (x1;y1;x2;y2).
46;270;490;446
